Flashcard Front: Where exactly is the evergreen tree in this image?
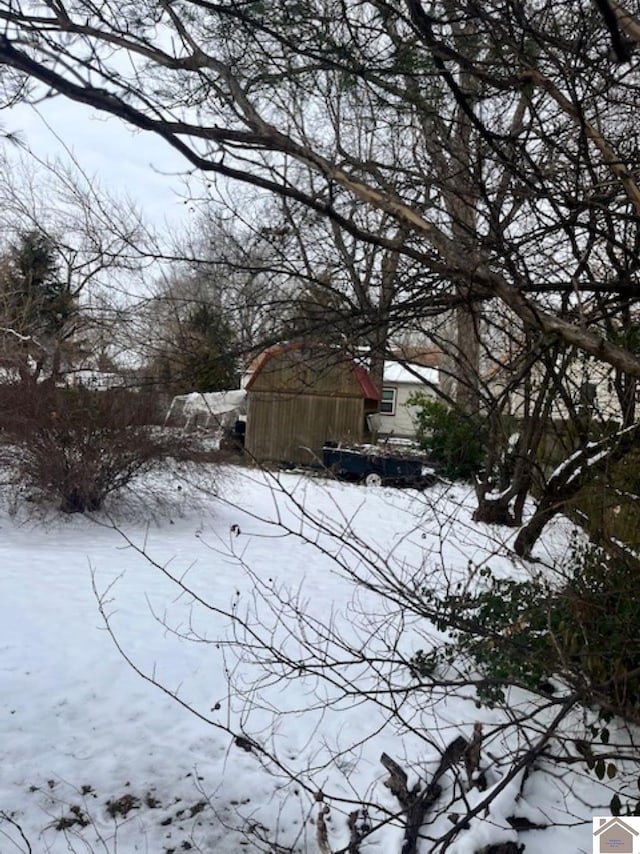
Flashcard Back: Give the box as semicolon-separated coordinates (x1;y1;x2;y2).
5;230;73;340
182;303;238;393
151;302;238;395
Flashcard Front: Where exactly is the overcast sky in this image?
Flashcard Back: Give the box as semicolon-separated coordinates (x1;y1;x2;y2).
4;96;193;233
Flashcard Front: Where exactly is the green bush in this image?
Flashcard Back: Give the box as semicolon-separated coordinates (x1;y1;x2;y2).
408;394;487;480
414;539;640;714
411;540;640;817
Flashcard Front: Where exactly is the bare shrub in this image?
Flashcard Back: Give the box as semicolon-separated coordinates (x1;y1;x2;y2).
0;382;194;513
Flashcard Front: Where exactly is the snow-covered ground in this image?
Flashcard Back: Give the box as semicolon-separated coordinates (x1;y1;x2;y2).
0;465;619;853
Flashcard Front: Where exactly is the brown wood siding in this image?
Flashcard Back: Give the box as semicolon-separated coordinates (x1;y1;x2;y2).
246;392;365;463
249;348;361;397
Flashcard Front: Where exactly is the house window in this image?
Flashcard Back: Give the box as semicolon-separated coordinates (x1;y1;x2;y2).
380;387;397;415
578;381;597;411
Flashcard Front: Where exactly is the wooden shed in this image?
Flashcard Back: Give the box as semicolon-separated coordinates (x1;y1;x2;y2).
244;343;380;464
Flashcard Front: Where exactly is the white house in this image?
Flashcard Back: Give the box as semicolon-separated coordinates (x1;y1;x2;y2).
489;352;632;425
378;361;439;438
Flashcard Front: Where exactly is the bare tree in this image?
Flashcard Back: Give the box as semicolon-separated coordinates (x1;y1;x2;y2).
2;2;638;362
0;150;156;382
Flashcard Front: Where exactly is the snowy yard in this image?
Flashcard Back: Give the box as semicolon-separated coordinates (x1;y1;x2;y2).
0;464;618;853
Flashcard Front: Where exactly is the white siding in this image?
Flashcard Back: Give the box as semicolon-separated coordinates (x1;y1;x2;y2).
378;362;439;438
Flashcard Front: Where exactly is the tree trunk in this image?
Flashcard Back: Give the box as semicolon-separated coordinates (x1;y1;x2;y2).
513;496;562;557
514;422;640;558
473;493;518;526
454;294;481;414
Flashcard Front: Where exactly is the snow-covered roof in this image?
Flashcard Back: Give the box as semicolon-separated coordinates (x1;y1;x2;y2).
383;360;438;386
67;370;127;389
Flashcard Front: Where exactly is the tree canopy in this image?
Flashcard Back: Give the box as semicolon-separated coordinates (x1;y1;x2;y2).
2;0;640;379
3;0;640;547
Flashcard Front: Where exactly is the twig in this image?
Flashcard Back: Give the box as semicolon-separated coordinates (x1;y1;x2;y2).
381;735;469;854
0;812;33;853
317;805;332;854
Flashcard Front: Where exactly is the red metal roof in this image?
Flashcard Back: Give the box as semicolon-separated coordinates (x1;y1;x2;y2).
353;364;380;401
